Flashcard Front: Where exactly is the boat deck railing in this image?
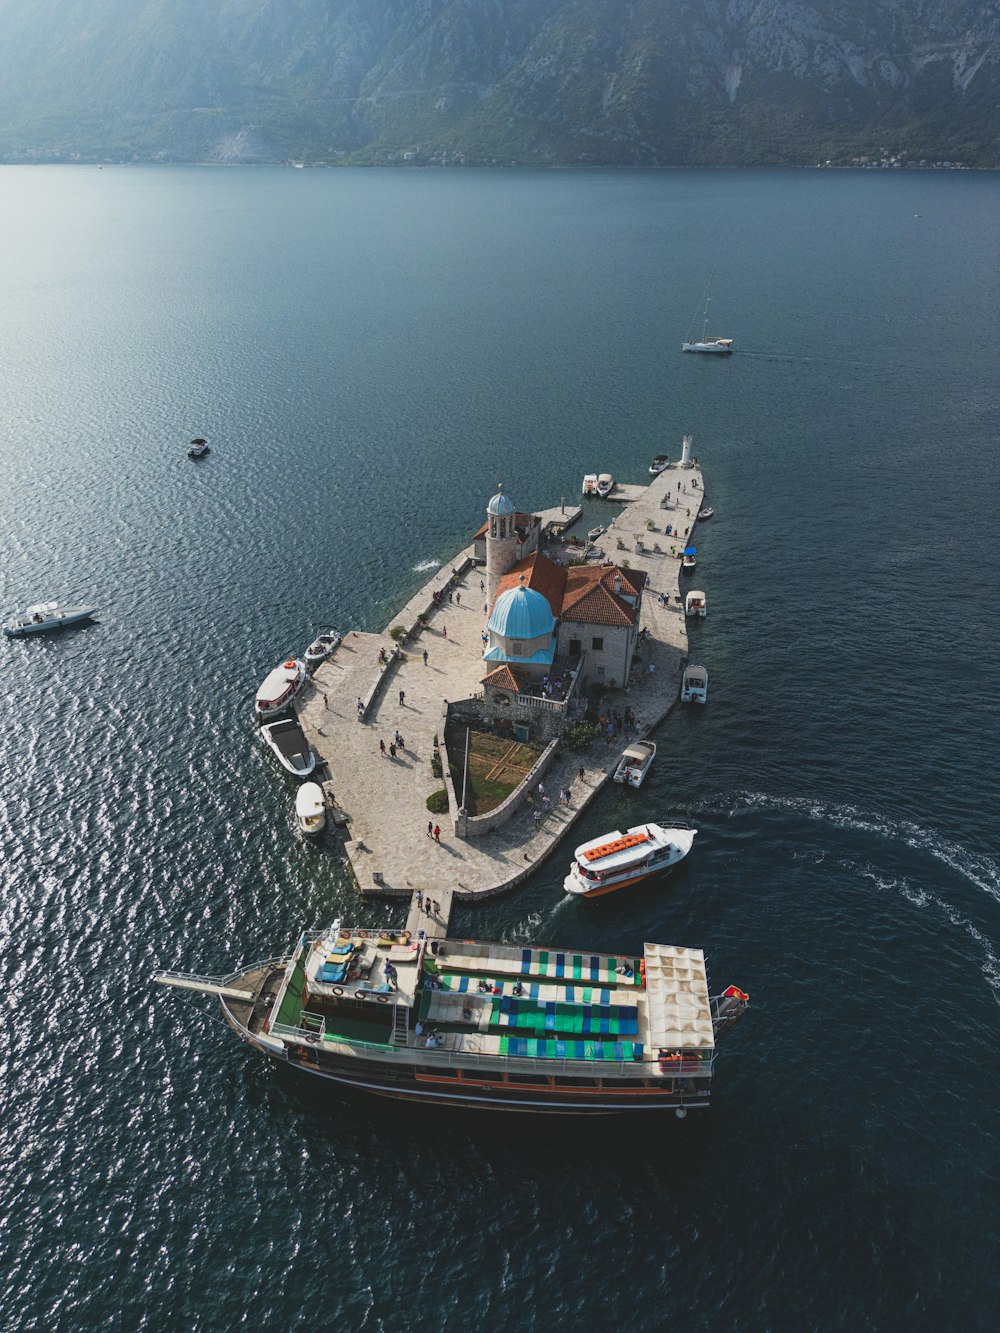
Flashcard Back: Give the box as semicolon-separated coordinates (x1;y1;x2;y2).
269;1021;712;1080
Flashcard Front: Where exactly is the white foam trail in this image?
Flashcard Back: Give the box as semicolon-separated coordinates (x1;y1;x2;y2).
412;559;441;572
712;790;1000;906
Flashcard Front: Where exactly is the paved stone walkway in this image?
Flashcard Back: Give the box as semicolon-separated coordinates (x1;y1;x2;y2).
297;460;706;899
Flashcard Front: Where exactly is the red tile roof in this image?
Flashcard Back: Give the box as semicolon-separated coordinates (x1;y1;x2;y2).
482;664;533;692
496;552;567;617
561;564;639;627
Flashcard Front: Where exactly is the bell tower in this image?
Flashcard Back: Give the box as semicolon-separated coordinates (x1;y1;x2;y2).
485;485;518;605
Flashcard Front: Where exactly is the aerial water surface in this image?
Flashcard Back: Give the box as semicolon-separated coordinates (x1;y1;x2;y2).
0;165;998;1330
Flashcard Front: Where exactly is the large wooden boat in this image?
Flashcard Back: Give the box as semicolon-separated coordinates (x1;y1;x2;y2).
155;923;747;1116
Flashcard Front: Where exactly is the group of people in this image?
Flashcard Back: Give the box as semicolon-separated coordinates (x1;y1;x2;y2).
413;1019;442;1048
378;730;406;760
415;890;441;912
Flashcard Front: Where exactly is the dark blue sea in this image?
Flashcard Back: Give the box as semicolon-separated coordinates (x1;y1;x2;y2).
1;166;998;1331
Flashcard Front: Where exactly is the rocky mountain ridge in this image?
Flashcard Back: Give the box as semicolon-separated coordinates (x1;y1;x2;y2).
0;0;997;165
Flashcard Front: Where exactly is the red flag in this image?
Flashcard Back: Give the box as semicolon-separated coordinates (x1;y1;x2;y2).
724;985;749;1002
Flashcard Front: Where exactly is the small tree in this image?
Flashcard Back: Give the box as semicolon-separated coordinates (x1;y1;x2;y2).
567;720;600;750
426;789;449;814
389;624;406;642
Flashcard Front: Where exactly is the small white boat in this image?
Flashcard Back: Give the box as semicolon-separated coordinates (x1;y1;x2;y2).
564;822;696;898
3;602;96;638
685;591;707;618
612;740;656;788
295;782;327;835
587;525;605;542
697;507;715;520
596;473;614;499
682;546;697;572
255;659;307;719
582;473;598;495
680;663;708;704
682;274;733;354
187;437;210;459
304;631;341;665
648;455;669;475
261;716;316;777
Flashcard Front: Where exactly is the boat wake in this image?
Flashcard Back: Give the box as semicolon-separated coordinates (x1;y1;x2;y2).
714;789;1000;907
412;559;441;572
849;862;1000;1004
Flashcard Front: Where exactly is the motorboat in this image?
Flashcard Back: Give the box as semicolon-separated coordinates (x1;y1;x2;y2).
596;473;614;499
255;659;307;719
304;631;341;665
261;715;316;777
648;455;669;475
680;663;708;704
564;822;697;898
612;740;656;788
582;473;598;495
2;602;96;638
685;591;707;618
682;274;733;354
682;546;697;572
187;437;210;459
295;782;327;835
697;507;715;520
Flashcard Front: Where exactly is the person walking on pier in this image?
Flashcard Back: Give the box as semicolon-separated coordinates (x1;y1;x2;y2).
423;650;428;666
427;821;433;838
379;739;387;757
416;890;424;909
323;693;328;709
389;742;397;759
433;825;441;843
399;689;406;706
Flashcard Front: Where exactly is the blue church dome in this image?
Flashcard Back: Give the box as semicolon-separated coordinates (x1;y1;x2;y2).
487;487;516;517
488;583;555;640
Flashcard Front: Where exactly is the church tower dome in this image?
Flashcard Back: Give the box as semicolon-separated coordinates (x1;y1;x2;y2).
485;485;518;604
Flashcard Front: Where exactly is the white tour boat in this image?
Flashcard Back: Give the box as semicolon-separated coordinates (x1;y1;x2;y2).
304;631;341;665
564;822;697;898
685;591;707;618
187;437;210;459
697;507;715;520
612;740;657;788
2;602;96;638
648;455;669;475
582;473;598;495
255;659;307;719
295;782;327;835
596;473;614;498
680;663;708;704
682;274;733;355
260;716;316;778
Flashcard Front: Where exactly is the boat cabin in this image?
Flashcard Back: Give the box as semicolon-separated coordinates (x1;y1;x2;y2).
680;663;708;704
685;591;707;618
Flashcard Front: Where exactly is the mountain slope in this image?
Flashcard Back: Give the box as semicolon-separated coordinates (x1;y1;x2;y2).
0;0;997;165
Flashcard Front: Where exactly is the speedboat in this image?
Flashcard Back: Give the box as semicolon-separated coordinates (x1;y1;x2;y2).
680;663;708;704
685;591;707;618
295;782;327;835
582;473;598;495
261;715;316;777
697;507;714;520
255;659;307;719
682;546;697;572
596;473;614;498
648;455;669;475
187;437;210;459
3;602;96;638
612;740;656;788
304;631;341;665
564;822;697;897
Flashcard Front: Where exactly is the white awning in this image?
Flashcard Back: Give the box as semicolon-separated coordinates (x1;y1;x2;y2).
643;944;715;1050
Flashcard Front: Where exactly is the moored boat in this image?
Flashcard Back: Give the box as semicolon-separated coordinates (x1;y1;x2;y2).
304;631;341;665
697;507;714;520
295;782;326;835
582;473;598;495
154;918;748;1116
255;659;307;719
682;545;697;572
261;714;316;777
596;473;614;498
2;602;96;638
680;663;708;704
564;823;696;898
685;591;707;618
612;740;657;788
587;525;605;542
648;455;669;475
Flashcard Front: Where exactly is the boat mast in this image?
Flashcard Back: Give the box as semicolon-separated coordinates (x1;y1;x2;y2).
702;272;714;342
